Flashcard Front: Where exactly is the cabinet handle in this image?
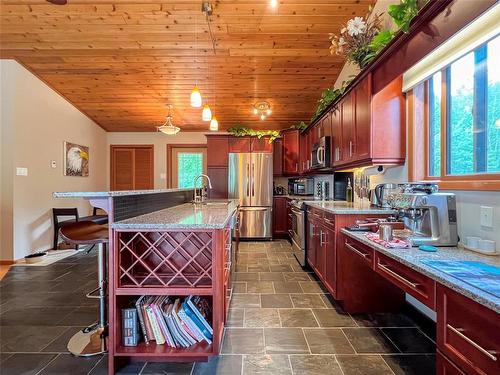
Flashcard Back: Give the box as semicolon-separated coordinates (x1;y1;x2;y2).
324;218;334;225
349;141;353;157
319;230;324;246
447;324;498;362
295;162;298;172
346;243;368;258
378;262;419;289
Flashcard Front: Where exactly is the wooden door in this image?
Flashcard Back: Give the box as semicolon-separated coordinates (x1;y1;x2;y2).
341;93;355;164
283;130;299;175
323;226;336;294
331;106;342;166
273;138;283;176
207;136;229;167
354;75;372;161
272;197;288;237
111;145;154;190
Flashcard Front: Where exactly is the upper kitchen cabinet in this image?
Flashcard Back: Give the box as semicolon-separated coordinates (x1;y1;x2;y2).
282;129;300;175
229;137;251;153
207;135;229;167
251;137;273;153
273;138;283;177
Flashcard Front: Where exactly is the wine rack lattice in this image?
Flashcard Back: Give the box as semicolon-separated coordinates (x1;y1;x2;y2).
118;231;213;288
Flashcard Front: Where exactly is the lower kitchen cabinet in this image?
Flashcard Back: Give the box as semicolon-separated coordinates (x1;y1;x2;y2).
437;351;466;375
272;196;288;238
436;285;500;375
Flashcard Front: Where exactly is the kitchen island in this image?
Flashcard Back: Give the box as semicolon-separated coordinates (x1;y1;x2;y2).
54;189;239;374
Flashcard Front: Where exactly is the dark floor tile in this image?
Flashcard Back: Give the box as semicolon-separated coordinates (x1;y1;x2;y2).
192;355;242;375
303;328;355;354
248;265;271;273
0;353;13;363
246;281;274;293
222;328;265;354
243;354;291;375
352;313;418;328
269;265;293;272
336;354;394;375
141;361;194;374
38;353;101;375
259;272;285;282
230;294;260;308
381;328;436;353
383;354;436;375
0;325;67;352
264;328;309;354
235;273;259;281
312;309;357;327
245;308;280;327
227;309;244;327
0;353;56;375
279;309;318;327
283;272;310;282
0;307;74;326
273;281;302;293
290;355;343;375
56;306;98;326
260;294;293;308
290;294;326;308
342;328;400;354
299;281;328;293
87;355;110;375
233;282;247;293
41;326;86;352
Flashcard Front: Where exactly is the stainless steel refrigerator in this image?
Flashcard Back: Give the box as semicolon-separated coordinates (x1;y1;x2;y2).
228;153;273;239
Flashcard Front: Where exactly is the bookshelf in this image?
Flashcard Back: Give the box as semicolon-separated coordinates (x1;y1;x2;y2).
108;226;234;374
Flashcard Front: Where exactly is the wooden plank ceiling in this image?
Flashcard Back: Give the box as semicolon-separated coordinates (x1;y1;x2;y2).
0;0;373;131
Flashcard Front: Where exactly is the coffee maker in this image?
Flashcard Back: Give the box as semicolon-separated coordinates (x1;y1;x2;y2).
390;191;458;246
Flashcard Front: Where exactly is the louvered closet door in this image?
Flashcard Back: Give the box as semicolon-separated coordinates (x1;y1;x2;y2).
111;145;154;190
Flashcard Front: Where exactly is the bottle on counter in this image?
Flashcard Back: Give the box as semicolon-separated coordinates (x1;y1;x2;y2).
346;178;353;203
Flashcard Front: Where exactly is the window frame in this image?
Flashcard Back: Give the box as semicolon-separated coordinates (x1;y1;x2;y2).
408;36;500;191
166;144;207;188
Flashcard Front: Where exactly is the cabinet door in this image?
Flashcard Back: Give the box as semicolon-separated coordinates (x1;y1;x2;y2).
207;136;229;167
341;93;355;163
272;197;288;237
207;167;228;199
306;217;317;268
316;226;326;279
273;138;283;176
322;113;332;138
283;130;299;174
354;75;372;161
331;106;342;166
251;137;273;153
229;137;251;153
323;226;336;294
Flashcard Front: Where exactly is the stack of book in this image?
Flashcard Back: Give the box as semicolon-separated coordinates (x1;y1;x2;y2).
132;295;213;347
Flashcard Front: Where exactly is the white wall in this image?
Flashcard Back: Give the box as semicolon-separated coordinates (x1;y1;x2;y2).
332;1;500;245
0;60;107;261
106;132;211;189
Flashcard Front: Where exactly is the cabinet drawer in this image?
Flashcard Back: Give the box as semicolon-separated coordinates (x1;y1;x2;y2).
307;207;323;220
323;212;335;229
344;239;374;268
437;351;466;375
374;252;436;309
437;285;500;375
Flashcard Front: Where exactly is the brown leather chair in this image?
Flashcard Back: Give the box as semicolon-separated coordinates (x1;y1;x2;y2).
59;221;109;356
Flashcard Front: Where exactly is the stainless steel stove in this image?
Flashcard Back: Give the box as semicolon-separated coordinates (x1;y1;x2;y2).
289;199;307;267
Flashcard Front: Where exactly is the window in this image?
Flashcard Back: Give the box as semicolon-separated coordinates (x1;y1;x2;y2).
167;145;207;188
409;34;500;190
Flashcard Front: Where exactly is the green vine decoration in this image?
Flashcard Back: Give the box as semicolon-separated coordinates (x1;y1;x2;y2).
227;126;280;143
388;0;428;33
291;121;308;131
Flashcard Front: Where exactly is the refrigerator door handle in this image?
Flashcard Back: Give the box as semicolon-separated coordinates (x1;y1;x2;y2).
251;163;255;197
239;207;270;211
246;163;250;197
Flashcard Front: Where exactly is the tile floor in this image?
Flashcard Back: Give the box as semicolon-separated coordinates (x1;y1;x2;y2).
0;240;436;374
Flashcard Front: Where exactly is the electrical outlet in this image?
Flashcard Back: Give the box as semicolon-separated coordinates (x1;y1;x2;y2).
480;206;493;228
16;167;28;176
51;160;57;169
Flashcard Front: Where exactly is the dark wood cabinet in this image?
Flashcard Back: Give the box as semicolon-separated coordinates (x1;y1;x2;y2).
251;137;273;153
437;351;466;375
207;135;229;167
273;138;283;177
272;197;288;238
436;285;500;375
306;212;319;269
229;137;251;153
340;92;355;164
283;129;300;175
299;130;309;174
286;198;292;234
353;75;371;162
321;225;335;292
331;105;342;166
207;167;228;199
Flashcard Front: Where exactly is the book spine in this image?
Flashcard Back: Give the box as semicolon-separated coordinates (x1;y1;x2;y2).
135;297;149;344
187;296;213;334
183;302;213;343
145;306;165;345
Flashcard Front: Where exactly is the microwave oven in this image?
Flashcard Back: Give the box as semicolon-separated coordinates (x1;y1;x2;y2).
310;136;331;170
288;178;314;196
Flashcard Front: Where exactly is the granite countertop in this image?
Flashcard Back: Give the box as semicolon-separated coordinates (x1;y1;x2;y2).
273;194;315;200
306;201;396;215
53;188;194;198
341;229;500;313
112;200;239;230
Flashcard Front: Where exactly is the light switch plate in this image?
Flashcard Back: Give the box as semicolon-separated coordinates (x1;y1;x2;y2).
160;173;166;180
480;206;493;228
16;167;28;176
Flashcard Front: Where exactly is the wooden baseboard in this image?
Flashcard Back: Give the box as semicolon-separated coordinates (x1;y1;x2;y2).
0;260;15;265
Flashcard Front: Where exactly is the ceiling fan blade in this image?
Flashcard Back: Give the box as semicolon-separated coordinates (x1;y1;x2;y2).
46;0;68;4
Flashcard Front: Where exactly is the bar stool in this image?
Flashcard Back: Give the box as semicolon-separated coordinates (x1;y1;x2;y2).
59;221;109;357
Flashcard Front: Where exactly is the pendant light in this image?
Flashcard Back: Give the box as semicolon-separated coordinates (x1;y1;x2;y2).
202;104;212;121
157;105;180;135
190;8;203;108
209;115;219;131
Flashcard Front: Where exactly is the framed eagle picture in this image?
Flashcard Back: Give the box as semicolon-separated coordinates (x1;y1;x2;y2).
64;141;89;177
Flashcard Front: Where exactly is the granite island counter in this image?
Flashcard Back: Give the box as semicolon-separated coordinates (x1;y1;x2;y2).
54;189;239;373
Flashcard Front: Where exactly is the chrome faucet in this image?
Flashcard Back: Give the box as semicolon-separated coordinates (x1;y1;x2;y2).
193;174;212;204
